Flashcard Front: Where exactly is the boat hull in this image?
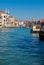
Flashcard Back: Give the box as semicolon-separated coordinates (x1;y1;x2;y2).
30;29;39;33
39;31;44;41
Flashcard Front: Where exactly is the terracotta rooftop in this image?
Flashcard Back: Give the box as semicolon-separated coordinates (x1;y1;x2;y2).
9;16;13;18
0;10;5;14
40;19;44;22
15;19;18;21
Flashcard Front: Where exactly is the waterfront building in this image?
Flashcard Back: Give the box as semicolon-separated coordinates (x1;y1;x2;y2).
0;10;18;28
40;19;44;23
14;19;18;27
19;20;26;27
8;16;15;27
0;10;9;28
25;21;31;28
8;16;19;27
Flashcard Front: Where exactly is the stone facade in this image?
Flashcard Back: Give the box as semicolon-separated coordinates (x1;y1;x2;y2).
0;10;18;28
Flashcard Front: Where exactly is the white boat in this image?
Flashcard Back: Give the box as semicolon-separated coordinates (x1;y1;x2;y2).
30;24;40;33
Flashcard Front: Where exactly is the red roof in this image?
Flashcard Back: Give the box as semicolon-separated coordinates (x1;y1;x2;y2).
40;19;44;22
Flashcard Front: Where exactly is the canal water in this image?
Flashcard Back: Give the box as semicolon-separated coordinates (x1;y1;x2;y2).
0;28;44;65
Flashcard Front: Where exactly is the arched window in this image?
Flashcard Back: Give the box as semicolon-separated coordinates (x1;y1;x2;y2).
0;15;2;19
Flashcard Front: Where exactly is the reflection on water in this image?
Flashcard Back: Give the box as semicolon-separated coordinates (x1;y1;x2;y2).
39;41;44;65
32;33;39;37
0;28;13;32
0;28;44;65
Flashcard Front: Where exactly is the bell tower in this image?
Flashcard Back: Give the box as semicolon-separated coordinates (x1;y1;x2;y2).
5;9;10;14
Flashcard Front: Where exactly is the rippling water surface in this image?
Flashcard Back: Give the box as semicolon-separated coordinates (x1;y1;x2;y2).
0;28;44;65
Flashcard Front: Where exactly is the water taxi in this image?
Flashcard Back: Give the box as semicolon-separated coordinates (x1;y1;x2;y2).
30;24;40;33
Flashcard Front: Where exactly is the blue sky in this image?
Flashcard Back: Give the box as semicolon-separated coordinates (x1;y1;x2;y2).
0;0;44;20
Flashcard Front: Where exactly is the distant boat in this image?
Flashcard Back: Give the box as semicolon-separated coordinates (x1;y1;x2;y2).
39;22;44;41
30;24;40;33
